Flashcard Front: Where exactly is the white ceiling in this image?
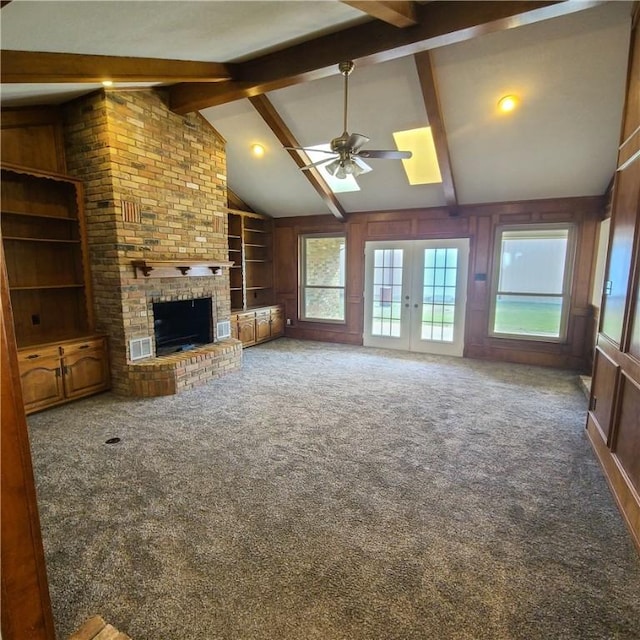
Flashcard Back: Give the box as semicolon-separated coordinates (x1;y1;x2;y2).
0;1;633;218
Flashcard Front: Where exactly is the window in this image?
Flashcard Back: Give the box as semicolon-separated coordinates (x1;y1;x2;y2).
490;225;575;341
300;234;346;322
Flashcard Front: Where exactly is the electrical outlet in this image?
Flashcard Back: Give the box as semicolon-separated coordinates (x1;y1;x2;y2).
286;318;292;326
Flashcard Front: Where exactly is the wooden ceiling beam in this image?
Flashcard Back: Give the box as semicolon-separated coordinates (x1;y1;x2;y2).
170;1;600;114
248;94;347;222
0;50;233;84
341;1;418;28
414;50;458;215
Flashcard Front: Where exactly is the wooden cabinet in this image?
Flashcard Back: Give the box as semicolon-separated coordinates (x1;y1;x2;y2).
1;163;111;412
255;310;271;342
586;10;640;552
236;311;257;346
17;345;65;412
270;305;284;336
18;336;110;414
231;305;284;348
227;209;274;311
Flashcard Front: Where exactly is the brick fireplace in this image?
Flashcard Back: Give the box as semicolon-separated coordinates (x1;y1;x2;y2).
63;88;241;396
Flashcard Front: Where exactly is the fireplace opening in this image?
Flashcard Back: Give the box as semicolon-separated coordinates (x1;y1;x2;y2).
153;297;213;356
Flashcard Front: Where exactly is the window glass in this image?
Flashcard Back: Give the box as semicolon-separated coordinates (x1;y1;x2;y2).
491;226;573;340
301;235;346;322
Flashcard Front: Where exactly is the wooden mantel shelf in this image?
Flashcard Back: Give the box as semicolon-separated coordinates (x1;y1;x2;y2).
131;259;233;279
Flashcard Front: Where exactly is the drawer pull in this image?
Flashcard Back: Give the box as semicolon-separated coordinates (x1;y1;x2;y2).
78;344;90;350
26;354;40;359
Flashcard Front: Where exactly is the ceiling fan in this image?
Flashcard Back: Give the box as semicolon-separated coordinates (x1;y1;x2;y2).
286;60;412;179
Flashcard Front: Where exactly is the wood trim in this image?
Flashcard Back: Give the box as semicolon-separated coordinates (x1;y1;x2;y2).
1;242;56;640
342;1;418;28
1;160;83;184
169;1;596;113
414;50;458;215
227;190;255;213
1;50;234;83
248;94;347;222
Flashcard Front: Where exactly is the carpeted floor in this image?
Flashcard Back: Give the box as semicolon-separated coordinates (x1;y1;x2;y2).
27;339;640;640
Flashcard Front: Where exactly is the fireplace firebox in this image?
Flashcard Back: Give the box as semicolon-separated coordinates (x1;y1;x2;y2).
153;297;213;356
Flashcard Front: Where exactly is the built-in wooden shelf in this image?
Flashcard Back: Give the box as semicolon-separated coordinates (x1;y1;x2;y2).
131;259;233;279
3;236;80;244
10;284;84;291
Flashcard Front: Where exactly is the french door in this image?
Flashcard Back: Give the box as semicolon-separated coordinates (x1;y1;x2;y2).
363;239;469;356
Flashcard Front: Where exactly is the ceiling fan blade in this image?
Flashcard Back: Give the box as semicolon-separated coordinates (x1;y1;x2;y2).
284;146;337;155
352;156;372;174
356;149;412;159
347;133;370;152
301;157;336;171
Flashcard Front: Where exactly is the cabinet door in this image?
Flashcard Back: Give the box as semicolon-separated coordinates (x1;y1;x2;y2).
270;307;284;337
255;312;271;342
230;321;239;340
62;348;109;399
19;355;64;414
237;318;256;346
589;347;619;444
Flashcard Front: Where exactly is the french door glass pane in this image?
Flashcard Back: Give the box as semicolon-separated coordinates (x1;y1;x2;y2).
422;248;457;342
371;249;403;337
494;294;562;337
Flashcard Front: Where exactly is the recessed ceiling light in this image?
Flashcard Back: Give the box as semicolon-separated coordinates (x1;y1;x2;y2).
251;144;265;157
498;95;518;113
102;80;114;87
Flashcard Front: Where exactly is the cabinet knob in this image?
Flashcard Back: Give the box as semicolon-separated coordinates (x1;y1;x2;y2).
26;354;39;359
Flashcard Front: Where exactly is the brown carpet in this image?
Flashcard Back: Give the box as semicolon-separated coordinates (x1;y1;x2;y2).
27;339;640;640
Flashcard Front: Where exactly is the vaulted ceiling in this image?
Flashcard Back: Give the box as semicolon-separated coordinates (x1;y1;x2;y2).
0;1;633;218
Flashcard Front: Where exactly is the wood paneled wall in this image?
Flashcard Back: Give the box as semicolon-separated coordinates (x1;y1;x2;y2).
1;106;66;173
275;196;603;370
586;6;640;552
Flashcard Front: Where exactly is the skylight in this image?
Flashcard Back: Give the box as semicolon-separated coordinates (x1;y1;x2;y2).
304;144;360;194
392;127;442;185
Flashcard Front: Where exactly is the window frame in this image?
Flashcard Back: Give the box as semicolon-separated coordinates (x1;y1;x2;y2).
299;233;347;324
488;223;577;343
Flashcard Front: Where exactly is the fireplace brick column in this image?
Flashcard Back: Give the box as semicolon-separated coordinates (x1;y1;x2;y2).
63;89;240;395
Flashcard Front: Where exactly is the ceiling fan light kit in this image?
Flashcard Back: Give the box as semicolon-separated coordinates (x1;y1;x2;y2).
289;61;411;180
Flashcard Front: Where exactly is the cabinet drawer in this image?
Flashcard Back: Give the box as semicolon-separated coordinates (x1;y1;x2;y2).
236;311;256;322
17;345;61;362
255;309;270;318
61;337;106;356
